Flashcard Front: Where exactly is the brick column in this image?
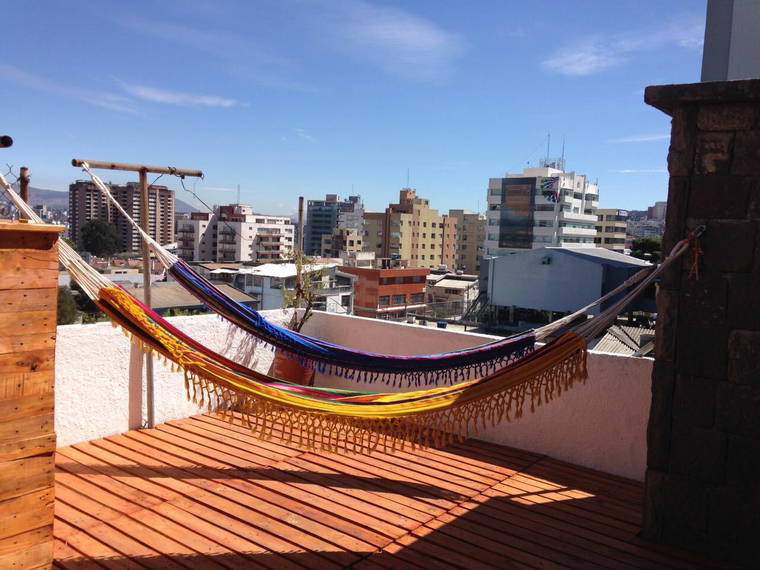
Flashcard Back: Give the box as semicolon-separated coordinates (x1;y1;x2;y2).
642;79;760;567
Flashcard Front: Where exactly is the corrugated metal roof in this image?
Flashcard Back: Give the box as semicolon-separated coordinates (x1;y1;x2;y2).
591;325;655;355
126;281;255;310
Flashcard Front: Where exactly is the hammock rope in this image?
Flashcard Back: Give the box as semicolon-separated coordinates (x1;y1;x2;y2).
71;162;664;385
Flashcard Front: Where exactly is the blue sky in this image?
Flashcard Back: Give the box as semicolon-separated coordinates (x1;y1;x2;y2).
2;0;706;215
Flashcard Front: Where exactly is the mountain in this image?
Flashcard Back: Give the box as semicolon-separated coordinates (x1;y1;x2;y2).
26;187;197;212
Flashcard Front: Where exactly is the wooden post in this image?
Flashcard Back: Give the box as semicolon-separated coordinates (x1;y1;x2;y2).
139;169;155;428
71;158;203;429
0;220;63;569
18;167;29;221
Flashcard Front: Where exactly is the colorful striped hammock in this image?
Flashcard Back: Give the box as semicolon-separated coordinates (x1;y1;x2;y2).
74;163;652;385
0;172;689;453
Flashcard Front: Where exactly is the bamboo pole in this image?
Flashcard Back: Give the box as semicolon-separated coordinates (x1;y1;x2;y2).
19;167;29;221
139;169;155;428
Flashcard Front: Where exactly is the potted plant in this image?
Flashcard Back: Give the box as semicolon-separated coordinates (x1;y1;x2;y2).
269;249;325;385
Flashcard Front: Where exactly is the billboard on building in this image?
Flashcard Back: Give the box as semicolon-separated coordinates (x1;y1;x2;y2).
498;177;536;248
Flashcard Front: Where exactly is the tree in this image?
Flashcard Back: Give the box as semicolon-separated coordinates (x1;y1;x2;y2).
281;249;325;332
57;286;78;325
80;219;120;257
631;237;662;263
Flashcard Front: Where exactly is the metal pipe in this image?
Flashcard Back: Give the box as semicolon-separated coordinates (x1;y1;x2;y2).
72;158;203;178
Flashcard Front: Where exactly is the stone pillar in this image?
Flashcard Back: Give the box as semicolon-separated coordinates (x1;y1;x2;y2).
642;79;760;567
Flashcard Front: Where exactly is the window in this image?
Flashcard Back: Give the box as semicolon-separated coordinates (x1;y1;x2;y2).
394;277;404;284
573;192;583;200
423;222;427;227
409;293;424;303
392;294;406;305
379;296;389;306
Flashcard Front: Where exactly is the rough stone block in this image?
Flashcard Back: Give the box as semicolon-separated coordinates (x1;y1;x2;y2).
726;434;760;485
646;360;676;470
678;274;727;327
701;220;757;273
694;132;734;175
676;325;728;380
697;103;759;131
654;289;677;361
662;177;689;254
641;469;666;540
672;374;716;429
670;105;698;152
716;382;760;438
689;176;753;219
727;330;760;385
706;484;760;567
669;425;726;483
660;474;708;550
726;275;760;331
732;130;760;176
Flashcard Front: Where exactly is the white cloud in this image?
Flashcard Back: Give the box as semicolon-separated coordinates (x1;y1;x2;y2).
294;128;315;142
0;64;137;114
608;134;670;143
318;0;464;81
611;169;668;174
116;81;242;108
542;15;704;76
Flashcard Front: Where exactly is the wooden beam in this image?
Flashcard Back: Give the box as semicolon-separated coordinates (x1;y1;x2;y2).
71;158;203;178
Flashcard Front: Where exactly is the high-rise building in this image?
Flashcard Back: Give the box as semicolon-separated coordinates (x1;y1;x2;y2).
176;204;294;262
448;209;486;272
320;227;363;258
484;165;599;256
69;180;175;253
595;209;629;253
363;188;456;269
303;194;364;255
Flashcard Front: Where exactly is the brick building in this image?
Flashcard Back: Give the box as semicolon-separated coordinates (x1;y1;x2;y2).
340;265;429;319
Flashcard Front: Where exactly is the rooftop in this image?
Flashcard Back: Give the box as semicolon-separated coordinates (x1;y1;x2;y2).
53;413;729;569
210;262;338;279
126;281;257;310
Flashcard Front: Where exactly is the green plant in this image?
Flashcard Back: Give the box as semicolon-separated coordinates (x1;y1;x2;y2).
57;286;78;325
631;237;662;263
281;249;325;332
80;219;120;257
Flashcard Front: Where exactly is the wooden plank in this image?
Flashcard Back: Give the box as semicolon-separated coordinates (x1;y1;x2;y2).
0;310;55;337
0;289;57;314
0;455;54;501
0;434;56;462
0;530;53;570
0;413;54;443
0;222;64;237
0;525;52;556
0;349;55;375
0;391;54;422
0;332;57;355
0;251;59;290
0;488;54;540
0;370;54;399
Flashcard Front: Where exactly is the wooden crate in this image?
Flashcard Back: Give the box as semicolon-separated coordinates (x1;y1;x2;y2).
0;221;63;570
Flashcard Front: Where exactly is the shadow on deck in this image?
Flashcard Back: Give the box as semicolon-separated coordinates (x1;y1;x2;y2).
53;413;734;569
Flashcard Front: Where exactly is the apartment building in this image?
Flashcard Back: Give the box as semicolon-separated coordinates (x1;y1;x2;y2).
484;165;599;256
320;227;363;258
448;209;486;272
595;209;629;253
364;188;454;269
304;194;364;255
176;204;293;262
69;180;175;253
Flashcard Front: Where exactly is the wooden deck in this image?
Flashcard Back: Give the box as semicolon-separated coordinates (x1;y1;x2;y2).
53;413;731;569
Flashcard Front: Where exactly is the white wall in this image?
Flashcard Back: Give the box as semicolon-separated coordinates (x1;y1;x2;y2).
303;312;652;481
54;309;652;481
54;310;291;447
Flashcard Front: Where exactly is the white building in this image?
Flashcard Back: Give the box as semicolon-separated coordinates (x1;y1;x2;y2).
484;165;599;256
203;262;355;313
176;204;294;263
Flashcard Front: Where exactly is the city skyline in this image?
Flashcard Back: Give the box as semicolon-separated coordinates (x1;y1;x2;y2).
2;1;705;215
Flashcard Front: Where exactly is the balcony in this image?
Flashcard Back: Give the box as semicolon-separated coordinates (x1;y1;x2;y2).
48;310;727;568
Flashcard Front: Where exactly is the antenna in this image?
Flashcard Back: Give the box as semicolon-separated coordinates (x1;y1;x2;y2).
236;184;240;205
560;136;566;171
